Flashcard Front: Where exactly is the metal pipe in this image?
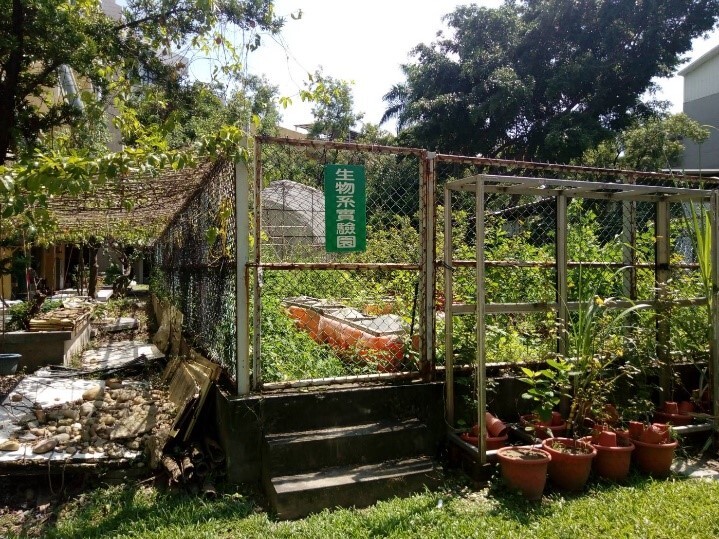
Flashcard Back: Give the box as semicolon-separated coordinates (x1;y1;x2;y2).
252;138;263;390
235;156;250;395
444;184;455;427
475;177;487;464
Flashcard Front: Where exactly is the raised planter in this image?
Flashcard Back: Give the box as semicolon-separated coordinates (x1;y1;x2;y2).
0;316;91;372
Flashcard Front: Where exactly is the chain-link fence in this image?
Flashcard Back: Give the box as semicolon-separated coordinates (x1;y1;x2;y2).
436;157;717;373
253;137;430;387
148;143;719;399
153;159;237;372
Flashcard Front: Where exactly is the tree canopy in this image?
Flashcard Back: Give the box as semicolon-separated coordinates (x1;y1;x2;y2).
303;69;364;141
0;0;284;244
581;112;710;171
382;0;719;162
0;0;283;163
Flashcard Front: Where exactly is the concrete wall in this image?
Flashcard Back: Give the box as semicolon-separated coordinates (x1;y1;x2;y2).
0;317;91;372
682;92;719;171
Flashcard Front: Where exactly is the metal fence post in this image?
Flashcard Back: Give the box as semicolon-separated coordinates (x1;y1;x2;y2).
656;200;671;404
475;177;487;464
711;191;719;429
235;155;250;395
421;151;437;377
444;184;455;427
556;193;568;358
252;138;263;390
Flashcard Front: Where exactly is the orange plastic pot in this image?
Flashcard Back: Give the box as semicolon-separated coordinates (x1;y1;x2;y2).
497;447;551;501
589;436;635;482
541;437;597;491
632;438;678;478
459;432;508;450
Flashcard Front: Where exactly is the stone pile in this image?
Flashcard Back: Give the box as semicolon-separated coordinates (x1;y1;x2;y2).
5;379;176;460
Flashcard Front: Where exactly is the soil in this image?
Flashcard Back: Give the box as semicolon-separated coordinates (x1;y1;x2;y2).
545;439;593;455
501;447;548;460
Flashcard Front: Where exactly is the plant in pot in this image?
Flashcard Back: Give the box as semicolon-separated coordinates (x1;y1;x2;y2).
496;445;552;501
518;358;597;492
519;359;572;439
624;421;678;477
542;278;650;489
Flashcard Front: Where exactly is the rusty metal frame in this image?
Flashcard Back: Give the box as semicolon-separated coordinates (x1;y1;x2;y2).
251;136;431;390
442;171;715;464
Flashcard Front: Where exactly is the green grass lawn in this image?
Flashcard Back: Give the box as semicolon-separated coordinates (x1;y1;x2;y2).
13;472;719;539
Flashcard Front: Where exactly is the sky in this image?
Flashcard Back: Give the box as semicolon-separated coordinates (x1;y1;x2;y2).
239;0;719;135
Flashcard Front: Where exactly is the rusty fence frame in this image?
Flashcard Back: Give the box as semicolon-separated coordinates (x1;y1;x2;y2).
243;136;436;391
440;165;719;464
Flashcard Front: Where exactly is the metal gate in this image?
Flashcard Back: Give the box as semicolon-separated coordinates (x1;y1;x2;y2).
247;137;435;390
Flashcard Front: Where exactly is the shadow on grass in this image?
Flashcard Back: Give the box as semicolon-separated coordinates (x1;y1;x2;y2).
42;482;258;539
487;469;687;526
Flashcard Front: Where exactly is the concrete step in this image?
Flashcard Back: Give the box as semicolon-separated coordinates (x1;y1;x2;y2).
264;418;433;476
268;456;442;520
260;383;442;434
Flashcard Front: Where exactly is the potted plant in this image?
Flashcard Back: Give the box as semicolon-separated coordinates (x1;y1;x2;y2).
585;428;635;482
496;446;552;500
519;359;571;439
626;422;678;477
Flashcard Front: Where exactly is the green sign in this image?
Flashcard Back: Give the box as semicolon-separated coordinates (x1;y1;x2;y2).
324;164;366;252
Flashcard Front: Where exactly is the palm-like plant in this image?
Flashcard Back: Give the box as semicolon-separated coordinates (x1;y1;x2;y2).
565;292;650;434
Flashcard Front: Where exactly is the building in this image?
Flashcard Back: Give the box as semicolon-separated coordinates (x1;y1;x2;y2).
679;43;719;174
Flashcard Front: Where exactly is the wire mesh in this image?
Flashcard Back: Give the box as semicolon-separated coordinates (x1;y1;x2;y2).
152;159;237;372
437;159;715;369
254;139;426;384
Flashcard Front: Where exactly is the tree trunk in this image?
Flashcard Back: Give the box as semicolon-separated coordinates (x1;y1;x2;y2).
0;0;25;163
87;238;99;299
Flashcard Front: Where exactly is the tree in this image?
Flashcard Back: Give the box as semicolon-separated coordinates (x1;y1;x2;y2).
304;69;363;141
581;112;710;171
132;75;281;149
0;0;283;164
382;0;719;162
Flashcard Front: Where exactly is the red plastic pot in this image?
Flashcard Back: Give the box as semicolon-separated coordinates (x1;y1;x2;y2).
520;414;567;439
541;437;597;492
632;438;678;477
459;432;508;450
485;412;508;438
497;446;551;500
663;401;679;415
653;410;693;426
628;421;644;440
589;436;635;482
678;401;695;414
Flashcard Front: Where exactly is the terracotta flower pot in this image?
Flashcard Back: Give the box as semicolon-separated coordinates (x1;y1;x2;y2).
459;432;508;451
497;446;552;500
628;421;644;440
678;401;695;414
653;410;693;426
541;437;597;492
589;436;635;482
632;438;678;478
520;414;567;439
663;401;679;415
596;430;617;447
485;412;508;438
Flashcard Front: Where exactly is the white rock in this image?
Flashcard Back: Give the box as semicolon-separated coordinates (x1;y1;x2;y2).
82;385;104;401
0;440;20;451
33;438;57;454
